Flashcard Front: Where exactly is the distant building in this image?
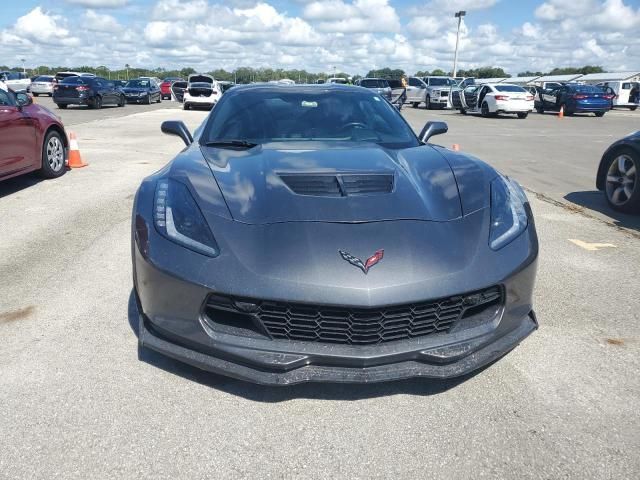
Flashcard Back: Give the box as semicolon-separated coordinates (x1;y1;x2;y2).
577;71;640;84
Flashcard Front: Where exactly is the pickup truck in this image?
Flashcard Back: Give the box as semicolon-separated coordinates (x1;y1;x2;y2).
0;71;31;92
405;76;456;109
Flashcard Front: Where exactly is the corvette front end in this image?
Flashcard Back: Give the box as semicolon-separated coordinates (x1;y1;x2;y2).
133;85;538;385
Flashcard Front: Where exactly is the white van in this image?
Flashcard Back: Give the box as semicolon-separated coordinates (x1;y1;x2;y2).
596;81;639;110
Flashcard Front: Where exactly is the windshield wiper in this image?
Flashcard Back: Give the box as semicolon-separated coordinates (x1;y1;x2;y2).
204;139;258;149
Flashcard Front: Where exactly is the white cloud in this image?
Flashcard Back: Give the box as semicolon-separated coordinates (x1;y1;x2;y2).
304;0;400;33
65;0;128;7
83;10;122;32
152;0;209;20
13;7;80;47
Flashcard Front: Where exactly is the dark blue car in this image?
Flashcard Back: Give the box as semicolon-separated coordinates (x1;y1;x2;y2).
121;79;161;104
535;83;612;116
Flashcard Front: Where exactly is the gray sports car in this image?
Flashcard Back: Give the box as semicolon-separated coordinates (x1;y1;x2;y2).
132;84;538;385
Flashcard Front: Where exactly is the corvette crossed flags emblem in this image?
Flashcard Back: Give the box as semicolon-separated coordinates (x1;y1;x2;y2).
339;249;384;274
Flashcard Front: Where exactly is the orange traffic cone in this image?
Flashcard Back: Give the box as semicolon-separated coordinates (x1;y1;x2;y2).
558;106;564;119
452;144;460;151
67;131;88;168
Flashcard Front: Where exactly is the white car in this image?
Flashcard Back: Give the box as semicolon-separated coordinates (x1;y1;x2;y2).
30;75;55;96
0;71;31;92
183;74;221;110
451;83;534;118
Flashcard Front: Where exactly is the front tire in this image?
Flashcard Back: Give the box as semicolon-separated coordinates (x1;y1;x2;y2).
517;112;528;119
595;111;605;117
411;102;419;108
33;93;39;97
604;147;640;214
118;95;125;107
144;95;151;105
481;102;490;117
426;95;432;109
39;130;66;179
183;103;190;110
630;106;637;111
459;108;467;115
57;104;68;109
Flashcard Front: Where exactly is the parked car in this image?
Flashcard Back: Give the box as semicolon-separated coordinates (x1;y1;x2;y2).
0;71;31;92
358;78;392;100
53;76;125;109
30;75;55;96
534;83;612;116
406;76;456;109
0;85;68;181
160;77;183;100
218;81;236;93
133;83;539;385
451;83;534;118
183;74;221;110
54;71;95;84
596;81;639;111
121;78;162;104
170;80;188;103
327;77;348;84
596;131;640;214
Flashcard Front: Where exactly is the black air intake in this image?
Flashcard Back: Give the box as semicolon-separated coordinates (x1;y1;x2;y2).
280;174;393;196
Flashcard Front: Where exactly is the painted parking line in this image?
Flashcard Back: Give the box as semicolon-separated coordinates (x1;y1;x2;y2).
568;239;617;251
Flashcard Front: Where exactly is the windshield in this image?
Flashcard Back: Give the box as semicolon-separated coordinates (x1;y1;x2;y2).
34;76;54;82
203;89;418;149
125;80;150;88
569;85;603;94
60;77;87;85
427;78;455;86
495;85;527;93
361;79;389;88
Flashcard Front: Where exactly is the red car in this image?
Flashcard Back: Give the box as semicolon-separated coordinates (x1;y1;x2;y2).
0;86;67;181
160;77;183;100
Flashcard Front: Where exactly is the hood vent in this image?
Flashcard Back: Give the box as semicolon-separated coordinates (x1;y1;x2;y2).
280;174;393;197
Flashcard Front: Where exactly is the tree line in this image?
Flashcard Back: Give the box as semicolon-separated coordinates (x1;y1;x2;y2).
1;64;609;82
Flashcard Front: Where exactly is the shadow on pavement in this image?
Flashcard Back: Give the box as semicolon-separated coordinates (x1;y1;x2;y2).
127;290;479;401
0;172;50;199
564;190;640;231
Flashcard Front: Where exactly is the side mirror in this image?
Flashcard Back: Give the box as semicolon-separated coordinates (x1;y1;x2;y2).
419;121;448;143
161;120;193;146
15;92;33;108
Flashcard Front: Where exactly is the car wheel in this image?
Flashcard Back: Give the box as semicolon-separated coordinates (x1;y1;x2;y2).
604;147;640;214
91;96;102;109
33;93;39;97
481;102;490;117
144;95;151;105
459;109;467;115
517;112;528;119
157;95;162;103
118;95;125;107
536;106;544;114
426;96;431;109
57;104;68;109
411;102;419;108
183;103;190;110
39;130;66;179
630;106;637;111
595;111;605;117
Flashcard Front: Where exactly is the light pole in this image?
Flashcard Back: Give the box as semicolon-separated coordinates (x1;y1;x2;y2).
21;58;26;74
453;10;466;78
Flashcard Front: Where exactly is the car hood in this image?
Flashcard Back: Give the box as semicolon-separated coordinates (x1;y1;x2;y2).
200;142;462;224
122;87;148;93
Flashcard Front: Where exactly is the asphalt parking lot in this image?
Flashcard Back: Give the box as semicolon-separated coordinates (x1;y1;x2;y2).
1;102;639;479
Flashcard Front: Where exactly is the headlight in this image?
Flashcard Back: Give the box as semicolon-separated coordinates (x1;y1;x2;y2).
489;175;528;250
154;179;219;257
139;92;147;96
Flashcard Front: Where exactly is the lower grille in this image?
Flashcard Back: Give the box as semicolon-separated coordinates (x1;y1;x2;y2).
204;286;502;346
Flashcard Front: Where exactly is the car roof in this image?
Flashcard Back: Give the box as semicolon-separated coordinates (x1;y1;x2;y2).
227;83;365;94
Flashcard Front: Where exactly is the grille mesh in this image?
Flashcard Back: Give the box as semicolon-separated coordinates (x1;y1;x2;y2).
204;286;502;346
280;174;393;196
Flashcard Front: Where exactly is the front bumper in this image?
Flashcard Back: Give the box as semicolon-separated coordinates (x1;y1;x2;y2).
134;221;538;385
125;95;149;103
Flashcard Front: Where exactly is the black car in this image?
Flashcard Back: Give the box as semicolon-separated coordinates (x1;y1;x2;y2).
53;76;125;109
170;81;188;103
534;83;612;116
132;84;539;385
121;79;162;104
596;131;640;214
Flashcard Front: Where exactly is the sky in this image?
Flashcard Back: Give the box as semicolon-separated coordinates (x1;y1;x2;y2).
1;0;640;76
